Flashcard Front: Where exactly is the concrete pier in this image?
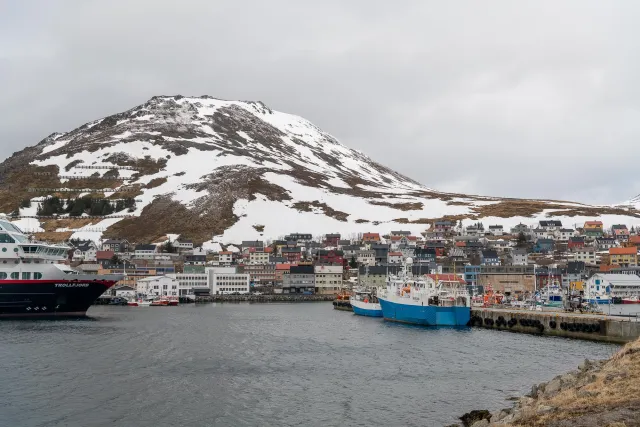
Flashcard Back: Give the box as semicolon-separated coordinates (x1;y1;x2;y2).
471;308;640;344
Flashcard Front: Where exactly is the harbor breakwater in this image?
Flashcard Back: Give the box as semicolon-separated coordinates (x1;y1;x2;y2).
471;308;640;344
453;338;640;427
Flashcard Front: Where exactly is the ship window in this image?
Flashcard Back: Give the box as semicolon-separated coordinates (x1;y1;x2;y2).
22;272;31;280
0;233;15;243
1;248;5;252
10;272;18;279
13;248;18;252
34;272;42;279
0;272;5;279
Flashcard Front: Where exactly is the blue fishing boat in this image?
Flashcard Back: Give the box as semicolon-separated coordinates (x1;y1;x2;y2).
378;258;470;326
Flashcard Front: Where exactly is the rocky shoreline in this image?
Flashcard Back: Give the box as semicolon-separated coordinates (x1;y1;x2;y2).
452;338;640;427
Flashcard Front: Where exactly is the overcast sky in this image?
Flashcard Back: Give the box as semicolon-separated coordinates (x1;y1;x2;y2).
1;1;639;204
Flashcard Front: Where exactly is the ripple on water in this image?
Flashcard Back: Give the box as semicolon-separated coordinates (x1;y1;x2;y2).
0;303;619;427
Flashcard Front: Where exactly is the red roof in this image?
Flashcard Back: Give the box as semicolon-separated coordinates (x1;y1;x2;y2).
219;251;232;255
407;236;417;241
96;250;114;260
455;241;466;247
389;236;402;241
264;247;274;253
629;236;640;244
585;221;603;226
388;252;403;256
610;247;637;255
275;263;291;271
426;274;466;284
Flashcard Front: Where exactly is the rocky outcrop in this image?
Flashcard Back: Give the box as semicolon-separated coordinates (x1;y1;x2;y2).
454;338;640;427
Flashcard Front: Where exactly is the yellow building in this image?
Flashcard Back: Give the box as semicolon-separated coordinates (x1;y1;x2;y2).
609;247;638;267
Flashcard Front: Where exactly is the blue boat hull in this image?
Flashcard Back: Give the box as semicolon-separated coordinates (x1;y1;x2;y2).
352;305;383;317
379;298;470;326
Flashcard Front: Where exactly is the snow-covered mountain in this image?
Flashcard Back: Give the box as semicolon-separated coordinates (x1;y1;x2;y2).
1;95;638;245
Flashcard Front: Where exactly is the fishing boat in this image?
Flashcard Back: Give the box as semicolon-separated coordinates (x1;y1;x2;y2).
538;283;563;307
350;288;382;317
622;296;640;304
378;258;470;326
127;297;152;307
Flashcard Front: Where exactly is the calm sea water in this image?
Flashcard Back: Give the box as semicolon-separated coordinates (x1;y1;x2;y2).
0;303;620;427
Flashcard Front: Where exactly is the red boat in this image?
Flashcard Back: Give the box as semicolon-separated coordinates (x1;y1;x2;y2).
622;296;640;304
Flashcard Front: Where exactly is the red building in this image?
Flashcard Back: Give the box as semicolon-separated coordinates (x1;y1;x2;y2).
324;233;341;247
568;236;585;250
314;249;344;265
282;247;302;263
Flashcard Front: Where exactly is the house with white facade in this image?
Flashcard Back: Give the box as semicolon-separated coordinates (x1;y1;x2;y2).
488;225;504;236
314;264;343;294
217;251;233;265
387;252;403;264
356;250;376;266
169;273;208;295
174;239;194;252
510;248;528;266
249;249;270;265
113;285;136;298
134;244;157;259
207;266;250;295
555;228;576;242
136;276;179;297
573;247;597;265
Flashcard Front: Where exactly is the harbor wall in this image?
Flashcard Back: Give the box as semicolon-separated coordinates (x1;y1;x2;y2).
471;308;640;344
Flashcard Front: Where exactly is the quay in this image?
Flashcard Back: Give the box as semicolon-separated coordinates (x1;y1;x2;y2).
471;308;640;344
188;294;335;303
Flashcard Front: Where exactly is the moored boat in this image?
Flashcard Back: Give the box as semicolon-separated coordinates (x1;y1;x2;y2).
350;288;382;317
333;289;353;311
0;218;121;318
622;296;640;304
378;258;470;326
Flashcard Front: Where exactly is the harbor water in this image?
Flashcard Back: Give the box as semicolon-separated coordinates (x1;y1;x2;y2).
0;303;620;426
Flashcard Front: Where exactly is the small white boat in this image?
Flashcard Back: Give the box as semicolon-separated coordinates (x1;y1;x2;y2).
350;289;382;317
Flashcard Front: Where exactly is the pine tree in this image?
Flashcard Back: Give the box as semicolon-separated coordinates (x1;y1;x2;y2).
517;232;527;248
349;256;358;269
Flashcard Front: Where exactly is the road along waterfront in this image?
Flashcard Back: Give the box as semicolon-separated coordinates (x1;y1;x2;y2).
0;303;619;427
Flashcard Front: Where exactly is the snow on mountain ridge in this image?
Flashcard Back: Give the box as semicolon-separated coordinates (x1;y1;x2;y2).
0;94;638;244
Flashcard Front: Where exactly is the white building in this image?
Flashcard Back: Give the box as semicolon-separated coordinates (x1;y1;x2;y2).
207;266;250;295
584;273;640;303
218;251;233;265
356;250;376;266
573;247;597;265
510;249;528;266
488;225;503;236
136;276;179;297
387;252;403;264
249;250;270;265
174;240;194;251
169;273;208;295
314;264;343;295
134;244;157;259
555;228;576;242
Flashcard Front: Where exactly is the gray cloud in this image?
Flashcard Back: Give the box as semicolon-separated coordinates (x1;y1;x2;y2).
1;0;639;203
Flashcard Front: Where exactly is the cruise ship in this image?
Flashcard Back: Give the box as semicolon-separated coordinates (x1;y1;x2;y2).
378;258;471;326
0;218;122;318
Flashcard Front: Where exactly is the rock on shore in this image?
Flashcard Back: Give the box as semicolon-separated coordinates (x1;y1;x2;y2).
455;338;640;427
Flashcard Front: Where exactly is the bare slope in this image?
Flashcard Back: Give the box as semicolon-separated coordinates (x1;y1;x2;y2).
1;95;638;244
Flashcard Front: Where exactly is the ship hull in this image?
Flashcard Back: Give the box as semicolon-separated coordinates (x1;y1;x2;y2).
0;279;116;318
379;297;470;326
351;300;383;317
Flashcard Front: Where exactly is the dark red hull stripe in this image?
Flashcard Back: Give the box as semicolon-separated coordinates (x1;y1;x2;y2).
0;280;117;286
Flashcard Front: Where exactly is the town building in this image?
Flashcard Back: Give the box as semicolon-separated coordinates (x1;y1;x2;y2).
509;248;528;266
314;264;343;294
283;265;315;294
609;247;638;267
208;267;250;295
324;233;341;247
595;237;617;251
387;251;403;264
568;236;585;250
573;247;597;265
102;239;130;253
480;250;500;266
169;272;208;295
488;225;503;236
134;244;157;259
583;221;604;237
242;263;276;284
356;250;376;266
136;275;179;297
